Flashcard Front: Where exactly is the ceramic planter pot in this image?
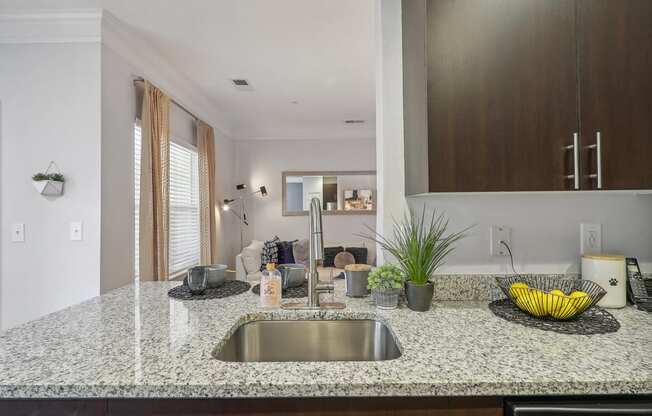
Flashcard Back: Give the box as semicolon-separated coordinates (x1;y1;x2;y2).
372;288;401;309
405;281;434;311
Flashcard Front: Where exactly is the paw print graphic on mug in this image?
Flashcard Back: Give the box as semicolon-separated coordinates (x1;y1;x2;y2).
609;278;618;287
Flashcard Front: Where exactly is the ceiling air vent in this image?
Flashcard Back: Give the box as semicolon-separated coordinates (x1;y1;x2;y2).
231;79;253;91
344;119;365;124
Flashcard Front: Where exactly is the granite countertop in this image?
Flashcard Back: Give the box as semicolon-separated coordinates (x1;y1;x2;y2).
0;280;651;399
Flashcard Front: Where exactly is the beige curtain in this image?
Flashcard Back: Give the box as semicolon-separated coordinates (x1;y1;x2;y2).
139;81;171;281
197;121;217;264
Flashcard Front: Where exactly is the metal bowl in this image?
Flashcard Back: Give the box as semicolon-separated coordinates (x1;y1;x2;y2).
277;263;306;289
496;275;607;320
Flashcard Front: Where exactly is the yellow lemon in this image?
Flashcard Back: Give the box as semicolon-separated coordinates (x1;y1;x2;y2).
545;289;566;316
528;289;547;317
569;290;589;298
509;282;529;299
550;296;576;320
569;291;591;311
516;288;546;317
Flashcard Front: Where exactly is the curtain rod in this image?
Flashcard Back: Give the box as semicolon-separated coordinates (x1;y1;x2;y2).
133;77;200;122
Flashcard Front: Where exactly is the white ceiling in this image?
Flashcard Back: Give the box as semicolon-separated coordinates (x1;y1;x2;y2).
1;0;376;140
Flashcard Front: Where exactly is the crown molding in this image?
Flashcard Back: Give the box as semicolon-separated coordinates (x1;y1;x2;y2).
100;10;232;136
0;9;101;44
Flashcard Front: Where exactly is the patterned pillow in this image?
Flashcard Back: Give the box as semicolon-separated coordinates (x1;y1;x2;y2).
345;247;368;264
323;246;344;267
276;240;297;264
260;236;280;270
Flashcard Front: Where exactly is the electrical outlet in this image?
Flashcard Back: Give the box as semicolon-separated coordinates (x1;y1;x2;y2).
70;221;83;241
490;225;511;256
12;223;25;242
580;223;601;255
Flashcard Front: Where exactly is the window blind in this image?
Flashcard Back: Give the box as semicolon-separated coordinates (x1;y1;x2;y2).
169;141;200;275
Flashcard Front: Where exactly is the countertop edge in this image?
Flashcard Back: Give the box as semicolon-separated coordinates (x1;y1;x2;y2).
1;381;651;399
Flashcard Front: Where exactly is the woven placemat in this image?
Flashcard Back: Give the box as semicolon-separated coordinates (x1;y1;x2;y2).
489;299;620;335
251;281;308;298
168;280;251;300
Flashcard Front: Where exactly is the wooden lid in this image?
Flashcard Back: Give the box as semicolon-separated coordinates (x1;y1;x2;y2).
344;264;371;272
582;254;625;261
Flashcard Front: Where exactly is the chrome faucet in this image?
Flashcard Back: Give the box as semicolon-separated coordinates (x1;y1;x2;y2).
282;197;344;310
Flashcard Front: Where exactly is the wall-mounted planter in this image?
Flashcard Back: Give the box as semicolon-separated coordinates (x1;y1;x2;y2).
33;180;64;196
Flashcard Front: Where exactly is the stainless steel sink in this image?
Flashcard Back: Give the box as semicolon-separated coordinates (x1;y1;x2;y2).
213;319;401;362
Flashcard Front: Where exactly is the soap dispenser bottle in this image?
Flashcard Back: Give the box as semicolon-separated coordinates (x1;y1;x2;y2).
260;263;282;308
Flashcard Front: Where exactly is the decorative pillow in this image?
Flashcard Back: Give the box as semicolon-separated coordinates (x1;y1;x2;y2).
293;239;310;267
323;246;344;267
345;247;368;264
276;240;297;264
241;240;264;274
334;251;356;269
260;236;280;270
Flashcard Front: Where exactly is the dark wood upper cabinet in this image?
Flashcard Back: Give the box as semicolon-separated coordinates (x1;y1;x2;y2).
426;0;578;192
405;0;652;194
578;0;652;190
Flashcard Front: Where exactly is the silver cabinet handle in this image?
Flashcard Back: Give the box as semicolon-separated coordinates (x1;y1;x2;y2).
563;133;579;190
585;131;602;189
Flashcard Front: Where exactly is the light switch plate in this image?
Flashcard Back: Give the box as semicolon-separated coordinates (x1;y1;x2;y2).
12;223;25;242
70;221;83;241
580;223;601;255
490;225;511;256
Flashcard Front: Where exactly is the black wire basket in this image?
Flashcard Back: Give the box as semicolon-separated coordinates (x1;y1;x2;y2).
495;276;607;320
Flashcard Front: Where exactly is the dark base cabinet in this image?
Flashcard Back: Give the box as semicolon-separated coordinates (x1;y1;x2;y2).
0;397;502;416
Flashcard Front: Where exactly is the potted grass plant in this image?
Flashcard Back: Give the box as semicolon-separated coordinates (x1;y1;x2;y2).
367;264;404;309
359;207;470;312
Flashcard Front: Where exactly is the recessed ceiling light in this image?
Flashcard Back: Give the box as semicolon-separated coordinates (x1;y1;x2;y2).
344;119;365;124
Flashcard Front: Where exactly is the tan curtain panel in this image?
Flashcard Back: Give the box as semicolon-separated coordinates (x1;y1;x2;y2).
139;81;171;281
197;121;217;264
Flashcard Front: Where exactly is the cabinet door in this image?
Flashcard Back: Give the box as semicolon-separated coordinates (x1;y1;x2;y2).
579;0;652;190
427;0;579;192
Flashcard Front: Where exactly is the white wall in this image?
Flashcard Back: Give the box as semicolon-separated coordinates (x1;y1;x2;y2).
0;43;102;330
377;0;652;274
100;43;138;293
213;133;238;267
234;139;377;261
409;193;652;274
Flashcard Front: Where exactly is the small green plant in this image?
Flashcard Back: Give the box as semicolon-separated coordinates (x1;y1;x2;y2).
32;173;65;182
49;173;64;182
32;173;49;181
367;264;404;290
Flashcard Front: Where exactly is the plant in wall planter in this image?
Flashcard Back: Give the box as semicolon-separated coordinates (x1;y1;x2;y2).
32;162;65;196
360;207;471;312
367;264;404;309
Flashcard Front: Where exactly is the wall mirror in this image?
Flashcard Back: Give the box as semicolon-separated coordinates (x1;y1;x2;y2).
282;171;376;216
